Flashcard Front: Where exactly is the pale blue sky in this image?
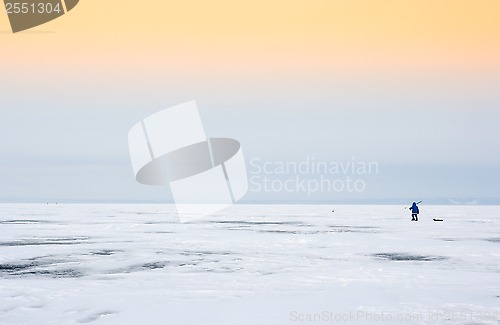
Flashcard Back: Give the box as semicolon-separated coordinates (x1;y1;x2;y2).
1;69;499;203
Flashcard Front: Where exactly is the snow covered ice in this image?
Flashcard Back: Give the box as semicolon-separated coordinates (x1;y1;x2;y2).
0;204;499;324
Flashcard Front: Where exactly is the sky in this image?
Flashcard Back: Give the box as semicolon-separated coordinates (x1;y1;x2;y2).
1;0;499;203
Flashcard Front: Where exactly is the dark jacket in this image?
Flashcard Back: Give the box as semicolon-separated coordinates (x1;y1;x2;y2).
410;202;419;214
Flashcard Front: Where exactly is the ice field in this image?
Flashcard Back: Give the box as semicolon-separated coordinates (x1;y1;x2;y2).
0;204;499;324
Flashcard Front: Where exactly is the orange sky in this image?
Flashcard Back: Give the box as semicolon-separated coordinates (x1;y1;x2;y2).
1;0;500;74
1;1;500;203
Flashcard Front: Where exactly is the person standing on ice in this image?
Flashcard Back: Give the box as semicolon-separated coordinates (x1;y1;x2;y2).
410;202;419;221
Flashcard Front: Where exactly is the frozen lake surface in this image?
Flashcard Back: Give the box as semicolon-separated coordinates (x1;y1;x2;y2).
0;204;499;324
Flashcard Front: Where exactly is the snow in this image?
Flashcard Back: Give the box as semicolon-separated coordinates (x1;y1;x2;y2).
0;204;499;324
